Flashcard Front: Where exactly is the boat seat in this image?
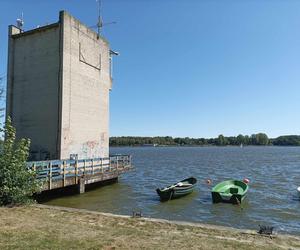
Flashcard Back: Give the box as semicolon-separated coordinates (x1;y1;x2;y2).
176;182;192;187
229;187;238;194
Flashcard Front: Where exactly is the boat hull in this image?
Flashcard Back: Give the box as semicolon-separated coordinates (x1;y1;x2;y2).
211;191;246;204
211;180;248;204
156;177;197;201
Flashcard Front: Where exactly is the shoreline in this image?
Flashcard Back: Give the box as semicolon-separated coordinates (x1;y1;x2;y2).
34;204;298;237
110;145;300;147
1;204;299;249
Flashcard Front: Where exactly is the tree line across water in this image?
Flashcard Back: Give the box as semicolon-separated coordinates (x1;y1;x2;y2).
110;134;300;147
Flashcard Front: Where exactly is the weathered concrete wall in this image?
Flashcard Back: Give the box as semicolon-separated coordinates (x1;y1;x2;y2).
7;24;60;160
7;11;112;160
6;26;21;124
59;11;112;159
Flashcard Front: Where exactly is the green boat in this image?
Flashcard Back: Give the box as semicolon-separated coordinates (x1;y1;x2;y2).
156;177;197;201
211;180;248;204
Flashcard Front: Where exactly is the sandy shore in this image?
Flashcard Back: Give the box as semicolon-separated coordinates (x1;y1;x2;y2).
0;204;299;250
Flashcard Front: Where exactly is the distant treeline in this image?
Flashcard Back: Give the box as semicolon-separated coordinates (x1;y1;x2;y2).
110;134;300;146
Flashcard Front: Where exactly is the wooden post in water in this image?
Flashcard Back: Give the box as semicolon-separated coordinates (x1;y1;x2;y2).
91;159;94;176
116;156;119;172
83;160;86;176
63;161;66;187
75;160;78;184
78;176;85;194
110;157;112;172
49;162;52;190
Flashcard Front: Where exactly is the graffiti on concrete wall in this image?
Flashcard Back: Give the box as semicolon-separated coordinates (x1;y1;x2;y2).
78;132;108;159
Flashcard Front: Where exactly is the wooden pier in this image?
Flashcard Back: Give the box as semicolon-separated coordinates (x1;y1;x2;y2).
27;155;132;193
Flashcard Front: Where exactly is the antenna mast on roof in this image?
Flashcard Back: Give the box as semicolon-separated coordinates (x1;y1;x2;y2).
96;0;103;38
94;0;116;38
16;12;24;31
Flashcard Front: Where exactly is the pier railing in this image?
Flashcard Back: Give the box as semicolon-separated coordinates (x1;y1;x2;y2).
27;155;132;191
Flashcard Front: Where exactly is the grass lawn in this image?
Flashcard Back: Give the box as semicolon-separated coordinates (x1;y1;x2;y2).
0;205;299;250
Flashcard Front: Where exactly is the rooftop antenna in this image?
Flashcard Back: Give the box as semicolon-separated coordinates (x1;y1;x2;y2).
96;0;102;37
93;0;116;38
16;12;24;31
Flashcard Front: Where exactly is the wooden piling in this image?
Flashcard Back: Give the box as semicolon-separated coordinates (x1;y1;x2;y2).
75;160;78;184
63;161;66;187
49;162;52;190
78;176;85;194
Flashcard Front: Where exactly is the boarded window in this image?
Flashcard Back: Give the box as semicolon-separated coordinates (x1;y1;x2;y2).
79;42;101;70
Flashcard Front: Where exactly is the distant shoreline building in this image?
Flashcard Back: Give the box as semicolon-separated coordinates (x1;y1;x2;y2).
6;11;116;161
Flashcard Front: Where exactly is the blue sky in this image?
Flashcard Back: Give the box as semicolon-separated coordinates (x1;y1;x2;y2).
1;0;300;138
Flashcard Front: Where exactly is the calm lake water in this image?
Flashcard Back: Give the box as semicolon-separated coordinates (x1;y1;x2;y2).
44;146;300;235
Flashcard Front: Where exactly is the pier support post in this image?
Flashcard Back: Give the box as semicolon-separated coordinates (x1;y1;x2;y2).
78;176;85;194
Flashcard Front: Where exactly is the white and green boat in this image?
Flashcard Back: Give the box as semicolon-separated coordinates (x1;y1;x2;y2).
212;180;248;204
156;177;197;201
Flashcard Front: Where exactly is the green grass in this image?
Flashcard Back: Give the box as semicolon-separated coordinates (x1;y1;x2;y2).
0;205;299;250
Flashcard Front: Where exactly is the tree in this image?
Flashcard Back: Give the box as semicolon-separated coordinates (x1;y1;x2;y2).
0;117;40;205
255;133;269;145
217;134;228;146
236;134;245;145
272;135;300;146
244;135;250;145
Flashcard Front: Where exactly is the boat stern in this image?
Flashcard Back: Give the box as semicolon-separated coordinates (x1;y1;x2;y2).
156;188;173;201
211;192;223;203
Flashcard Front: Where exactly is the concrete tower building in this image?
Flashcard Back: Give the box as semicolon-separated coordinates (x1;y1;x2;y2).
6;11;114;160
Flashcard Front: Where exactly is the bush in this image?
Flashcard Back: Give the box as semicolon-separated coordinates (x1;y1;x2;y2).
0;117;41;205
